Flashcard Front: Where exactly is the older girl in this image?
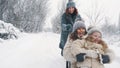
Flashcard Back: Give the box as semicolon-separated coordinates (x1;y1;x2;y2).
63;20;87;68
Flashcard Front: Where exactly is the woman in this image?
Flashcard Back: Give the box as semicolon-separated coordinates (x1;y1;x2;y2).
63;20;87;68
71;27;114;68
59;1;82;55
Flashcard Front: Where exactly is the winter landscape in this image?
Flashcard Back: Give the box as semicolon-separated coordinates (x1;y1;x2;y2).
0;0;120;68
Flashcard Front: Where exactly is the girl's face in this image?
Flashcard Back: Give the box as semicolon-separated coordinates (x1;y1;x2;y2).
77;28;86;38
91;32;102;43
68;7;75;14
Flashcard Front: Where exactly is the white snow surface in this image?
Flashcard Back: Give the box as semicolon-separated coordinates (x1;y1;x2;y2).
0;32;119;68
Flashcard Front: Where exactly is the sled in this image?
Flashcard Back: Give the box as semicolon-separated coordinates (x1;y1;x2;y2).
66;61;71;68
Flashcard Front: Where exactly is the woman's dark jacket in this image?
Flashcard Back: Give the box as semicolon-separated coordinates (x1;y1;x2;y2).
59;13;82;50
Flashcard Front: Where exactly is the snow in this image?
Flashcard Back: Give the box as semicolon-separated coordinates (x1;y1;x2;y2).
0;32;65;68
0;0;120;67
0;20;20;33
0;32;119;68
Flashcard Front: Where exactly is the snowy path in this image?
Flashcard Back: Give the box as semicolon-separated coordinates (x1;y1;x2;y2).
0;32;65;68
0;32;119;68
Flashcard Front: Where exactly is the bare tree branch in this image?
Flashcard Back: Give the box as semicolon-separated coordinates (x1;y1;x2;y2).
83;1;105;26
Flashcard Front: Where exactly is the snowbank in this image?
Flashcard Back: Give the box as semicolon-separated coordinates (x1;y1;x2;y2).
0;20;20;40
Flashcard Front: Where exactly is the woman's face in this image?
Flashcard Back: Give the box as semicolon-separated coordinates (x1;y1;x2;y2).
77;28;86;38
91;32;102;43
68;7;75;14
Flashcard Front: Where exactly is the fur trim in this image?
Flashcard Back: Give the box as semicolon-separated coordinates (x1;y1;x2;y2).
98;40;108;51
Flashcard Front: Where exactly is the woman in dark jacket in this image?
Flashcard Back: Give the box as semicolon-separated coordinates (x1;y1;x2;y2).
59;0;82;56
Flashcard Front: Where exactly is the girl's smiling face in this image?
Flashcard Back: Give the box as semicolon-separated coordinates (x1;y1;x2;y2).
68;7;75;14
77;28;86;38
91;32;102;43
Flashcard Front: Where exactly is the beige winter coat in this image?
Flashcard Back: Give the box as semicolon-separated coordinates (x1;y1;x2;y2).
63;38;77;68
70;39;114;68
63;35;87;68
63;35;75;62
63;35;86;62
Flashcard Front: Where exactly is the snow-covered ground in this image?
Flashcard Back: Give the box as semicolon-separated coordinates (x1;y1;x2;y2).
0;32;119;68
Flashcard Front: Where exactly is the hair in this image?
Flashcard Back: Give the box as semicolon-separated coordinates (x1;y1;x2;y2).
70;30;78;41
70;28;87;41
65;7;78;15
85;35;108;51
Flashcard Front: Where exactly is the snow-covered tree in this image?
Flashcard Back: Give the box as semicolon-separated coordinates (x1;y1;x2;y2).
51;0;67;33
0;20;20;40
0;0;17;23
0;0;49;32
83;1;105;26
101;17;117;36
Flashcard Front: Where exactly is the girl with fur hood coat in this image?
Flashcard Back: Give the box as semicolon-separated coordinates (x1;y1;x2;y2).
63;20;87;68
70;27;115;68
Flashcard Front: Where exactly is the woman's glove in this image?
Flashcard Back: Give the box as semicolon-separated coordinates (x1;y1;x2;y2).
100;54;110;64
66;24;72;31
76;53;86;62
85;50;98;59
